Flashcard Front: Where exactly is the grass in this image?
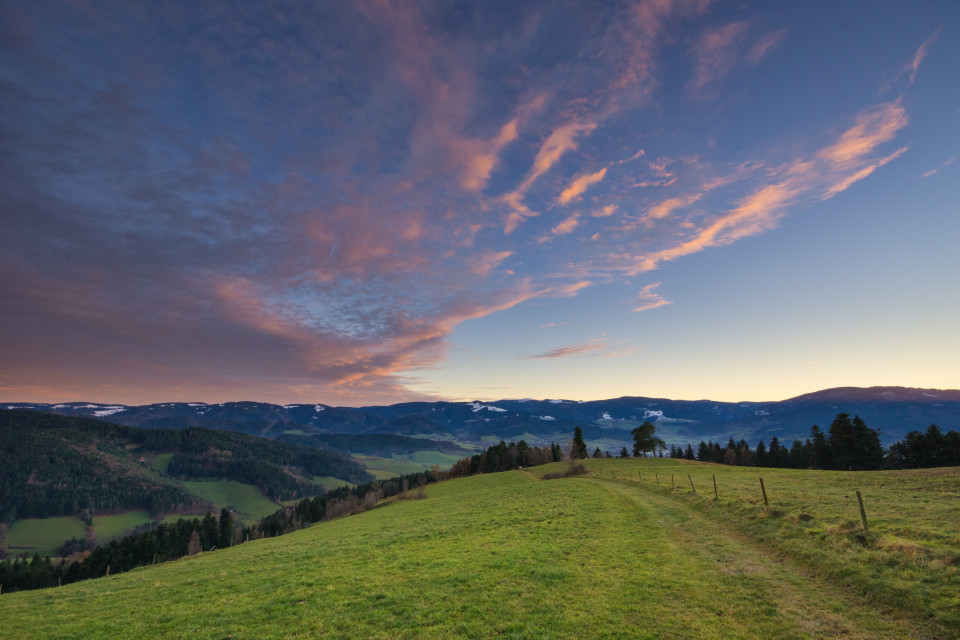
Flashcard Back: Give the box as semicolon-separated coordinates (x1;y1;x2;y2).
92;511;153;544
312;476;355;491
150;452;173;474
181;480;280;523
4;517;86;556
355;455;431;475
367;468;401;480
3;463;955;639
579;457;960;633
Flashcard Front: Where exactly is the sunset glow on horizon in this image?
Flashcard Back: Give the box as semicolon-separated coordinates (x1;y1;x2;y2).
2;1;958;406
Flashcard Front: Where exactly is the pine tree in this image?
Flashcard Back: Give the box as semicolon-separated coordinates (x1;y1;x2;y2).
827;413;856;470
571;427;588;459
619;446;630;458
810;425;828;469
218;508;234;548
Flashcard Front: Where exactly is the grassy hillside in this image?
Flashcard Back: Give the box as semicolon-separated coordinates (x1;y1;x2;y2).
2;460;956;639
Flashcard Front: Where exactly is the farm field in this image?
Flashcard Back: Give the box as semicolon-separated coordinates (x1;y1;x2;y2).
181;480;280;523
92;511;153;544
312;476;355;491
4;516;86;557
2;460;956;639
355;455;431;476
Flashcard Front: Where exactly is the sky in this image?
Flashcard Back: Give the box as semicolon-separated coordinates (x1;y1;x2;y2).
1;0;958;407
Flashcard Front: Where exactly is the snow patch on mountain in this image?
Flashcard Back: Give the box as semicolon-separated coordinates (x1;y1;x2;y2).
467;402;506;413
600;412;614;420
93;406;126;417
538;416;556;421
315;405;325;412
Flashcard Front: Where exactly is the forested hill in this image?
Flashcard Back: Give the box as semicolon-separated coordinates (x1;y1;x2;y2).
275;432;473;458
0;410;372;522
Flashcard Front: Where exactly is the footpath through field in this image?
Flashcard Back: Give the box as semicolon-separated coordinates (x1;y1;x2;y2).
582;475;931;639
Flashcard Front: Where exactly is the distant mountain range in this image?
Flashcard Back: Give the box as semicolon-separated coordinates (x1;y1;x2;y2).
4;386;959;451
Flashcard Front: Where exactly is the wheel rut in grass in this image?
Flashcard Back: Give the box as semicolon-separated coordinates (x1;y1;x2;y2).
583;476;944;640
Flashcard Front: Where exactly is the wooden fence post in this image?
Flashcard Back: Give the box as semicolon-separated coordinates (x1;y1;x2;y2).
656;473;659;486
671;474;675;489
106;565;110;577
856;490;869;534
759;478;768;507
712;474;718;500
688;474;695;492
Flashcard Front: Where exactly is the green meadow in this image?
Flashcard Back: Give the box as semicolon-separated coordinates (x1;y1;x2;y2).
92;511;153;544
3;459;957;639
4;517;86;557
181;480;280;523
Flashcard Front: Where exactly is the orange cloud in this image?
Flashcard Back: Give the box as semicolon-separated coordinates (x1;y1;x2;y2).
593;204;619;217
818;100;907;165
558;167;608;205
502;121;597;233
645;192;703;221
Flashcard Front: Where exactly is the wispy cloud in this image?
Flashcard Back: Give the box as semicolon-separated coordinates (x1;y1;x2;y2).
502;121;597;233
689;21;751;92
523;339;608;359
921;155;956;178
558;167;608;205
593;204;619;218
746;29;787;65
908;27;940;84
633;283;672;312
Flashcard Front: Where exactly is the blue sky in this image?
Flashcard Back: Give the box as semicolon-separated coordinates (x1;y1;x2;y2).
1;0;957;405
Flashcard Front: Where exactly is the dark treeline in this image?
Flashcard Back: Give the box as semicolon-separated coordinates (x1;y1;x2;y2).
888;424;960;468
0;410;371;522
667;413;960;471
0;508;235;593
446;440;563;478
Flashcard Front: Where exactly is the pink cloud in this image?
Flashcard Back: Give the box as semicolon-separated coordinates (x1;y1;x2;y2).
746;29;787;65
633;282;672;312
469;250;515;276
523;339;608;359
689;21;751;92
558;167;608;205
909;28;940;84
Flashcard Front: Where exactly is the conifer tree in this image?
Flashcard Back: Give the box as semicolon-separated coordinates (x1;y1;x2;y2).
571;427;588;459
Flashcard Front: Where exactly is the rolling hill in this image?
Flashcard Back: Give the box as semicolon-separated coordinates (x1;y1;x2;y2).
1;459;957;639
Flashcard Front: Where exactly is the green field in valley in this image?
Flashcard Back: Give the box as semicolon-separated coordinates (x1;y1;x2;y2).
2;459;957;638
355;455;432;476
4;516;87;557
92;511;153;544
312;476;355;491
150;453;173;473
181;480;280;523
